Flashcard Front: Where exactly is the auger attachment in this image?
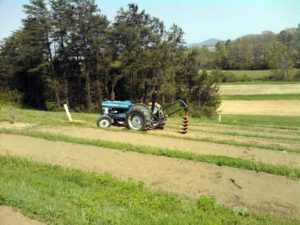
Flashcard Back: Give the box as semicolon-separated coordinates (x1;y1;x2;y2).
180;113;189;134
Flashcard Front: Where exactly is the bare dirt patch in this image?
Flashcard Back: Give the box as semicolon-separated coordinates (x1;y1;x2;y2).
219;100;300;116
1;134;299;218
33;126;300;168
0;122;34;129
163;126;300;149
220;84;300;95
0;206;45;225
180;123;300;137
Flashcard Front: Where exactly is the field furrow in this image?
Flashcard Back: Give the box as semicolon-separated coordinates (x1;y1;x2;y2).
0;206;45;225
158;127;300;150
20;125;300;168
1;134;300;218
169;122;300;136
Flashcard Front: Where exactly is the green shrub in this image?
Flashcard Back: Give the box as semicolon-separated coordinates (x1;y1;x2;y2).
240;74;251;82
45;101;63;112
210;70;238;83
293;70;300;80
222;71;237;82
0;89;22;106
197;196;216;211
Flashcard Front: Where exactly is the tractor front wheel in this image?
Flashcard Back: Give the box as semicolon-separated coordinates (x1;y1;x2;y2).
97;116;112;128
125;110;146;131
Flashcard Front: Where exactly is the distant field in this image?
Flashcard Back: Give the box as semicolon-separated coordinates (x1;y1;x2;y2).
190;114;300;128
220;83;300;95
222;94;300;100
206;69;270;81
1;102;300;222
219;100;300;116
224;70;271;80
207;69;300;82
221;81;300;85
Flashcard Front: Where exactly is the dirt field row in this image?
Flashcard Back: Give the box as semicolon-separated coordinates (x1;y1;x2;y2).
219;100;300;116
32;125;300;168
166;125;300;144
220;84;300;95
1;134;299;218
0;206;44;225
178;122;300;137
161;126;300;149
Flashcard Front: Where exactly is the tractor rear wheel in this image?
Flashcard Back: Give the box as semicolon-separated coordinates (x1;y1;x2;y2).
96;116;112;128
125;109;147;131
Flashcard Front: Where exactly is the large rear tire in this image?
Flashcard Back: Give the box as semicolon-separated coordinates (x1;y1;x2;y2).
125;109;147;131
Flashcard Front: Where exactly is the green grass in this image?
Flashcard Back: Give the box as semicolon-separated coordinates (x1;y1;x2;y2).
1;155;298;225
166;124;300;143
206;69;272;81
1;128;300;179
222;94;300;100
209;69;300;83
0;106;97;126
150;131;300;153
190;114;300;129
224;70;271;80
221;80;300;85
1;104;299;130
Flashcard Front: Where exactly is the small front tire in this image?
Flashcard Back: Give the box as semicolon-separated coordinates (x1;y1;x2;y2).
97;116;112;128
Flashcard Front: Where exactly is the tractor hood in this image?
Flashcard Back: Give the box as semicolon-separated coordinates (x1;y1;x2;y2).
101;100;133;109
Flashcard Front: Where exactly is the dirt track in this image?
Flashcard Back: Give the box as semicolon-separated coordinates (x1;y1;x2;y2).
0;206;45;225
162;126;300;150
219;100;300;116
184;123;300;137
33;126;300;168
0;134;299;218
220;84;300;95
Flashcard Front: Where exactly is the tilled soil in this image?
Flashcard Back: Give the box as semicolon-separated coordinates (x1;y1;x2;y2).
154;127;300;150
219;84;300;95
219;100;300;116
0;134;299;218
166;126;300;146
33;126;300;168
0;206;45;225
178;123;300;138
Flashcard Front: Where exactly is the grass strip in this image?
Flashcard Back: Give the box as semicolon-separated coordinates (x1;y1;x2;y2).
166;124;300;143
153;132;300;154
189;124;300;137
222;94;300;100
187;115;300;130
1;155;298;225
1;128;300;179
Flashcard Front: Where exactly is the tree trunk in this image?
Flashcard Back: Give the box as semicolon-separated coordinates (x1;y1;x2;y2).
85;68;92;112
104;70;109;98
110;84;115;101
64;76;69;105
95;78;102;103
54;87;61;107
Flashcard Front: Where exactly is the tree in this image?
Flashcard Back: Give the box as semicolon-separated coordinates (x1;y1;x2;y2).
276;29;296;79
1;1;222;116
176;50;220;116
0;0;52;108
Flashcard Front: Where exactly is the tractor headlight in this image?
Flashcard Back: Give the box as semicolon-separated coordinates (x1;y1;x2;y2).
102;107;109;115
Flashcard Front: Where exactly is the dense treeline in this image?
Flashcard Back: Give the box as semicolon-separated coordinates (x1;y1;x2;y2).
1;0;299;114
193;27;300;80
0;0;219;115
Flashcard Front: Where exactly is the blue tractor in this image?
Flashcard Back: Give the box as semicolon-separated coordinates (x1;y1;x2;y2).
96;84;189;132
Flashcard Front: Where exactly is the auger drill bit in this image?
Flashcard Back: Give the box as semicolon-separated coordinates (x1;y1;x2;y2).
180;113;189;134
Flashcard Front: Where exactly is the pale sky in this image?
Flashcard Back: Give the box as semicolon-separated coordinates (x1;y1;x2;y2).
0;0;299;44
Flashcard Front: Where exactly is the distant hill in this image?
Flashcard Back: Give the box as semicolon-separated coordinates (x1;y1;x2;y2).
188;38;222;48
